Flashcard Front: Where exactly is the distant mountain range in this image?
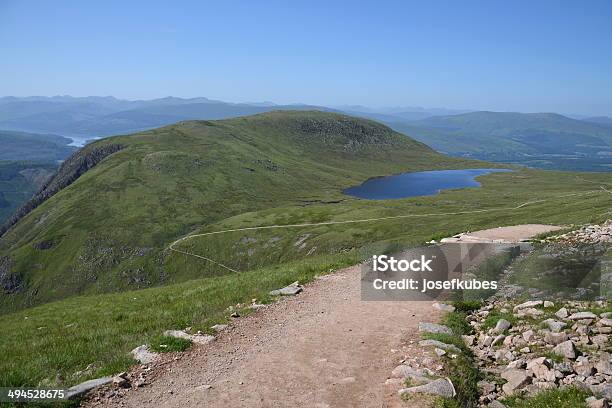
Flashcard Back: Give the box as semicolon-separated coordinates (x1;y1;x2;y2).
0;96;611;171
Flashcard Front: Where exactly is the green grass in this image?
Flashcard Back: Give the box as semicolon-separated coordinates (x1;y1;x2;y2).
0;251;358;388
442;311;473;335
149;335;192;353
504;387;590;408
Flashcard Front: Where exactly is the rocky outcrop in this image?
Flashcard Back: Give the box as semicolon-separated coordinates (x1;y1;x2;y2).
0;143;124;237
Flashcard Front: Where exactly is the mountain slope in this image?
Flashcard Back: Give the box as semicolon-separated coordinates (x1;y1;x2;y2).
0;111;474;312
388;111;612;171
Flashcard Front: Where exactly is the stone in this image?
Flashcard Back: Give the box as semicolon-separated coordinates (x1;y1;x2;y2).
554;361;574;374
418;339;461;354
391;365;434;383
435;348;446;357
492;335;506;347
523;330;535;342
586;397;609;408
432;302;455;312
418;322;453;335
545;320;567;332
592;334;608;346
544;332;569;346
544;301;555;308
211;324;228;332
398;378;456;398
494;319;512;333
589;383;612;400
269;281;303;296
555;307;569;319
501;369;531;395
568;312;597;320
488;401;507;408
462;335;475;346
599;318;612;327
131;345;159;364
519;347;531;353
516;308;544;318
595;355;612;375
164;329;215;345
574;362;595;377
66;377;113;399
112;373;129;388
514;300;543;311
477;380;496;394
553;340;577;359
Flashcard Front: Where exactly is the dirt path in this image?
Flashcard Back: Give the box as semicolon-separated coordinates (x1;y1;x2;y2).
88;265;437;408
86;224;561;408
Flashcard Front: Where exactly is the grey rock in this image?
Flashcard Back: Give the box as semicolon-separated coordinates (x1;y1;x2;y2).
211;324;228;332
552;340;577;359
544;301;555;308
488;401;507;408
66;377;113;399
555;307;569;319
418;339;461;354
501;368;531;395
545;320;567;332
398;378;456;398
554;361;574;374
585;397;609;408
568;312;597;320
435;348;447;356
269;281;303;296
418;322;453;335
599;318;612;327
491;334;506;347
514;300;543;311
432;302;455;312
523;329;536;342
494;319;512;333
544;331;569;346
164;329;214;345
131;345;159;364
516;308;544;318
478;380;496;394
595;353;612;375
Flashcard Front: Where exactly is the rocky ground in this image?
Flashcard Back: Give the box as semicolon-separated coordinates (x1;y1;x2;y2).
384;221;611;407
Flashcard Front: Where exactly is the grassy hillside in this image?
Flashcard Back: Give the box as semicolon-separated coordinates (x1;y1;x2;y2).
0;166;610;390
0;111;477;312
388;111;612;171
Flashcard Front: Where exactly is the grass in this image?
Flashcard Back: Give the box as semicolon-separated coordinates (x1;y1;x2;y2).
423;310;480;408
149;335;192;353
0;251;359;388
504;387;590;408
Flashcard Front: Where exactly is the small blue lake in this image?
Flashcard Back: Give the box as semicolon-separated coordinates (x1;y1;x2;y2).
343;168;511;200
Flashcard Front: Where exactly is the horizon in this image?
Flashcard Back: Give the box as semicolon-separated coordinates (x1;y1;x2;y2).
1;94;609;118
1;0;611;116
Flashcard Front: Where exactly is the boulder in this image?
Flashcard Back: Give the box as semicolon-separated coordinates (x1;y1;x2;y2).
545;320;567;332
131;345;159;364
514;300;543;311
552;340;577;359
66;377;113;399
418;339;461;354
398;378;456;398
585;397;609;408
269;281;303;296
418;322;453;335
432;302;455;312
544;332;569;346
164;329;215;345
568;312;597;320
501;369;531;395
494;319;512;333
555;307;569;319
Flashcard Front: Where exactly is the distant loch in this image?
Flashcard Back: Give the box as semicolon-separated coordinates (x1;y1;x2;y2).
343;168;512;200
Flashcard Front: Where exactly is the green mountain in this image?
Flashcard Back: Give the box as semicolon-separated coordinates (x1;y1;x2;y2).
0;111;473;312
0;131;77;224
388;111;612;171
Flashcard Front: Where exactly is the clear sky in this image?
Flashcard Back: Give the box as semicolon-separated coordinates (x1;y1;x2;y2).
1;0;611;115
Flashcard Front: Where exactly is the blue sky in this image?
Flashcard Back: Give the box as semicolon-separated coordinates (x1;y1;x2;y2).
1;0;611;115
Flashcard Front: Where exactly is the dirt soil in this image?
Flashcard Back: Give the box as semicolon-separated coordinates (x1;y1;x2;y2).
84;224;561;408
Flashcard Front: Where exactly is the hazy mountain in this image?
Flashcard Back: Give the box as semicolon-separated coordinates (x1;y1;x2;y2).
583;116;612;127
388;111;612;171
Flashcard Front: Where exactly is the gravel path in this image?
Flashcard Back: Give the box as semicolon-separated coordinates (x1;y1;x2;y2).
85;225;560;408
